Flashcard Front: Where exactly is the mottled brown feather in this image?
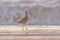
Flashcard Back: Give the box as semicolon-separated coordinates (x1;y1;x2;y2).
18;11;28;24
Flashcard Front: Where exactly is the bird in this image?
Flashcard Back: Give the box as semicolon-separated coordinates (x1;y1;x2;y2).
18;11;28;25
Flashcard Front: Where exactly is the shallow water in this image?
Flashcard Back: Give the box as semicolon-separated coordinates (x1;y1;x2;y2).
0;0;60;25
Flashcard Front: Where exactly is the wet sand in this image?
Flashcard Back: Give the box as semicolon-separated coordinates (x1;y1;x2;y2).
0;28;60;40
0;36;60;40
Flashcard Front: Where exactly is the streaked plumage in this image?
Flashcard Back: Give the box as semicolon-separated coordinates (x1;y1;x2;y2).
18;11;28;24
